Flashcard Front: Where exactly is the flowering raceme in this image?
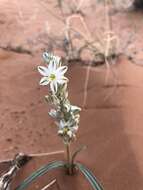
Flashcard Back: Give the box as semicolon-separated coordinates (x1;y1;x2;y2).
38;52;81;144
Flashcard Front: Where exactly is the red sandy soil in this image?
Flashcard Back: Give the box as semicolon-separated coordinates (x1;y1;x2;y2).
1;0;143;189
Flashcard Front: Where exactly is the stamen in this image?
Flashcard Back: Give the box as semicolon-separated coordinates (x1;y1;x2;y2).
50;74;56;81
63;127;69;134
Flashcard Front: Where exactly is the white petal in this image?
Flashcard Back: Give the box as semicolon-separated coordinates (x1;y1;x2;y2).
56;66;68;75
57;76;68;84
50;81;58;93
38;66;49;76
59;120;65;129
50;82;54;93
58;130;64;135
48;60;57;72
53;55;61;65
49;109;57;118
55;73;63;80
53;81;58;92
39;77;49;85
55;56;61;64
43;52;51;63
67;131;73;138
71;105;81;112
71;125;78;132
43;52;49;62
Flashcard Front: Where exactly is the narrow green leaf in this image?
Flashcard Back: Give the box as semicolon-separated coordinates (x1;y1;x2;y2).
15;161;65;190
15;161;104;190
76;163;104;190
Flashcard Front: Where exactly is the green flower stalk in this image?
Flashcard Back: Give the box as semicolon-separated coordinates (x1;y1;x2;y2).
38;52;81;174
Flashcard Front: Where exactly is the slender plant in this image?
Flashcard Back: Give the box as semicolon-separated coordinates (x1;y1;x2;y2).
14;52;104;190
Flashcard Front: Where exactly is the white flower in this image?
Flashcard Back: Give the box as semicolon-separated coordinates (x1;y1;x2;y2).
38;60;68;93
58;119;79;135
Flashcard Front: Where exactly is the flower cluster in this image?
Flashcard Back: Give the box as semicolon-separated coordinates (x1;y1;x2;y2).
38;52;81;144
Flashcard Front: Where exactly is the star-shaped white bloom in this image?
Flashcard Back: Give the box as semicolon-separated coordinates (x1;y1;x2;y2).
38;60;68;93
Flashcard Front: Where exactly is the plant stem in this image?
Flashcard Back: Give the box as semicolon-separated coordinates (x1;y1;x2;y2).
65;143;73;175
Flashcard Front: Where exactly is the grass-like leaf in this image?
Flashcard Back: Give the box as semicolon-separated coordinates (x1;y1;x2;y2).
15;161;65;190
15;161;104;190
76;163;104;190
